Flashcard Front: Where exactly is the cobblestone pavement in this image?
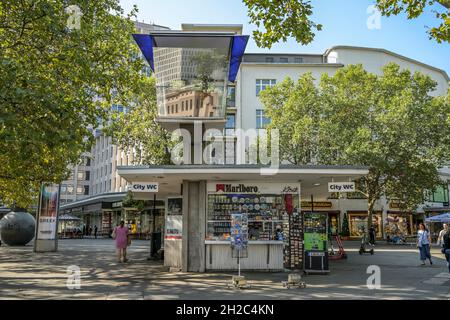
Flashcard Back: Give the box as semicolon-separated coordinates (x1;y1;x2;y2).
0;239;449;300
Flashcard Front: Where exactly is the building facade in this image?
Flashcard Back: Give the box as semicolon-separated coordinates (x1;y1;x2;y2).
61;24;450;249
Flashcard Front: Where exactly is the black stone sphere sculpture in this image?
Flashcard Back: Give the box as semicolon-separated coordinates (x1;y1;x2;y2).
0;211;36;246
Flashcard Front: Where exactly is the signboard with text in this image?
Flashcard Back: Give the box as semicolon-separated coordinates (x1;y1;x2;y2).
36;184;60;240
128;182;159;193
328;182;356;193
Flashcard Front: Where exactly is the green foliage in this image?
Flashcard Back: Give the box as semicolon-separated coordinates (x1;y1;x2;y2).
260;63;450;231
242;0;448;48
122;191;145;211
341;212;350;237
106;76;173;165
0;0;145;208
376;0;449;43
243;0;322;48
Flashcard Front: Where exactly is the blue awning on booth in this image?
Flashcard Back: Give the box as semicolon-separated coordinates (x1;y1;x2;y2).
132;33;248;82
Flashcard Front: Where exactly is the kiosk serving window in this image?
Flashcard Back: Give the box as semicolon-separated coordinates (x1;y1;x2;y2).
206;182;300;241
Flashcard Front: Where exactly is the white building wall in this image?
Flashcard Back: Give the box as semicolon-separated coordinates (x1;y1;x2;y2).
238;64;342;131
327;47;449;96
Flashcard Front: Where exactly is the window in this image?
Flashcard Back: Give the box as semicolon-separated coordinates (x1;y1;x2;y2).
426;184;449;203
225;114;235;136
190;99;193;109
167;106;170;114
109;163;112;174
279;57;288;63
77;171;84;180
85;171;90;181
265;57;274;63
256;110;271;129
256;79;276;95
182;101;184;111
84;186;89;196
76;186;84;195
85;157;91;166
176;104;178;113
294;57;303;63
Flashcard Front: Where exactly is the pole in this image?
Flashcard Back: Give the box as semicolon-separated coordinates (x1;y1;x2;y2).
148;193;157;260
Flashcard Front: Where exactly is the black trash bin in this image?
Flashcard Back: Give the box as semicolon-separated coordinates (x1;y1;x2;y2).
151;232;162;257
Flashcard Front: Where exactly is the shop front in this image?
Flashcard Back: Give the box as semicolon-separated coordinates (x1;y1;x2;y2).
300;201;340;236
117;165;369;272
347;211;383;238
384;211;416;240
205;181;300;271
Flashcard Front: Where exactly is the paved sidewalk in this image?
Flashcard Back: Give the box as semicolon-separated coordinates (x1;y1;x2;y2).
0;239;449;300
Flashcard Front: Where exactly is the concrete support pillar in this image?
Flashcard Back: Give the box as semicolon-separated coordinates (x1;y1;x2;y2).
181;180;207;272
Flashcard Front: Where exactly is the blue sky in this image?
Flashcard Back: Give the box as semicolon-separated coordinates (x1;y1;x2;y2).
119;0;450;75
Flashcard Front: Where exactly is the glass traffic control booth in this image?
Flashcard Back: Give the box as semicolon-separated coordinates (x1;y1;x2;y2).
132;31;249;129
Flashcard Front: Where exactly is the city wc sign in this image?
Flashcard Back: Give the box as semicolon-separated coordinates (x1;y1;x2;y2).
129;182;159;193
328;182;356;193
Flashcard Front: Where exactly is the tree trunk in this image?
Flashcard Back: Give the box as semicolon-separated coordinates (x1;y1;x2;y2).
367;196;376;234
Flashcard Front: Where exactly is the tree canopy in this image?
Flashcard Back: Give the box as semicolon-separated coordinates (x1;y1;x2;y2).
106;76;173;166
242;0;449;48
260;63;450;229
0;0;145;207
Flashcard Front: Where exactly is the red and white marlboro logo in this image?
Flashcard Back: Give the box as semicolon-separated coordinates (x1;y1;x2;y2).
216;184;258;193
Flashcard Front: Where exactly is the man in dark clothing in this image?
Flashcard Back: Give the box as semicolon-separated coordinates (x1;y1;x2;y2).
94;225;98;239
443;230;450;273
369;226;376;246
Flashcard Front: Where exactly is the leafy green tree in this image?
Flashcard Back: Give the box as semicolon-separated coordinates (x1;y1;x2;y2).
106;77;173;165
260;63;450;232
376;0;449;43
341;212;350;237
0;1;145;208
242;0;449;48
243;0;322;48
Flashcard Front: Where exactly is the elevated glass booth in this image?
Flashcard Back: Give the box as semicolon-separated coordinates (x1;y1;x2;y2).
133;31;248;125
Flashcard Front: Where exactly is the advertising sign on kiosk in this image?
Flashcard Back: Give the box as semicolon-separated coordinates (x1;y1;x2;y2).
303;212;330;274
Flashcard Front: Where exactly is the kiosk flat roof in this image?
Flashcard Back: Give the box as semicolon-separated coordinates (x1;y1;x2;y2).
117;165;369;198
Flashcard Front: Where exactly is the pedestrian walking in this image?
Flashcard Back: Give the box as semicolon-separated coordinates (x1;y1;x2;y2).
82;225;86;238
369;225;376;246
88;226;92;237
442;228;450;273
94;225;98;239
417;223;433;266
437;223;448;246
112;221;129;263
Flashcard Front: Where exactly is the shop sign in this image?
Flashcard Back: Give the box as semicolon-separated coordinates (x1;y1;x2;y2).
208;182;300;194
301;201;332;208
328;182;355;193
112;201;122;208
216;184;258;193
129;182;159;192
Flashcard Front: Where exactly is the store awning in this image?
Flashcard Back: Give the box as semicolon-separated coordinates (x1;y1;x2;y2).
425;212;450;223
117;164;369;199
